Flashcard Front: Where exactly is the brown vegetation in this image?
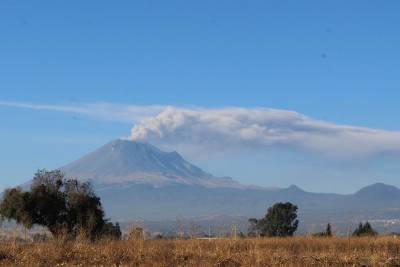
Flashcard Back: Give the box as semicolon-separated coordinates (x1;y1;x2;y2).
0;236;400;266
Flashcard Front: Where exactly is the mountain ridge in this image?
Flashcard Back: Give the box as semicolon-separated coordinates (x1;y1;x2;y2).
14;139;400;225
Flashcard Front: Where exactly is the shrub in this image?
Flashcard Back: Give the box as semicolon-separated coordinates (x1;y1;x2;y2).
249;202;299;237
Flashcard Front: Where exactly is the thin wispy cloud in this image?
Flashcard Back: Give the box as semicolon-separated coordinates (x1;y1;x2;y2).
0;101;164;123
2;101;400;159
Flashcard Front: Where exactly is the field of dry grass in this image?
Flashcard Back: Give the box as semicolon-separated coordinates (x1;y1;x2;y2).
1;236;400;266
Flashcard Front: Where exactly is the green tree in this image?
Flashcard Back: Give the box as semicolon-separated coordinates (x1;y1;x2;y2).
0;169;120;240
28;170;68;235
249;202;299;237
0;187;33;229
64;179;105;238
352;222;377;237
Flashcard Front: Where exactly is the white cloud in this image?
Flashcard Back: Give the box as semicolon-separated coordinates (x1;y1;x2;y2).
0;101;164;123
2;101;400;159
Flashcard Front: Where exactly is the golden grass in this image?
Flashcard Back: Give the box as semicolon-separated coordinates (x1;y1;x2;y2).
1;236;400;266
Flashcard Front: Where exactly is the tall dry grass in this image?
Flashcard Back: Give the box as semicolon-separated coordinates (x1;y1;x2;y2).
0;236;400;266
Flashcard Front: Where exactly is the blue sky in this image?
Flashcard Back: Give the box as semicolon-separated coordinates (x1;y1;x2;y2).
1;1;400;193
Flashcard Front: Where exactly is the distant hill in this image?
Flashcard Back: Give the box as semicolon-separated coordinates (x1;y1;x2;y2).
57;139;400;230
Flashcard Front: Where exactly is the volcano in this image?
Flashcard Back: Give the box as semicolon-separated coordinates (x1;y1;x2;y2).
61;139;245;189
56;139;400;230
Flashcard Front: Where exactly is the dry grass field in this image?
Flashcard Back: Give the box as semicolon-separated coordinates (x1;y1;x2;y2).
0;236;400;266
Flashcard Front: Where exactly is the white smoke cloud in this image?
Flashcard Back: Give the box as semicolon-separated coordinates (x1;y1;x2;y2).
130;106;400;159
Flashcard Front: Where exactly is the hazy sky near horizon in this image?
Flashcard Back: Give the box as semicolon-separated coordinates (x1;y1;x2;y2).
1;1;400;193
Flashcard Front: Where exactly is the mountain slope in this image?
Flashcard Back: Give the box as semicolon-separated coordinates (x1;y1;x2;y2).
58;140;400;226
61;139;244;188
354;183;400;199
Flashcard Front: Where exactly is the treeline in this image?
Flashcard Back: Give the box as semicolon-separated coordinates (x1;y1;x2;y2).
0;169;379;240
248;202;378;237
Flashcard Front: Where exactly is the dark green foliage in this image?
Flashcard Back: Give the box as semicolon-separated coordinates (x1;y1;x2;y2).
64;179;105;238
0;187;33;228
249;202;299;237
352;222;377;237
0;169;120;240
326;223;332;236
313;223;333;237
29;170;68;235
101;222;122;240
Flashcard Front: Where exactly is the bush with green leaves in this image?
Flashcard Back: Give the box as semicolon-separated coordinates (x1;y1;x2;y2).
0;169;120;240
249;202;299;237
